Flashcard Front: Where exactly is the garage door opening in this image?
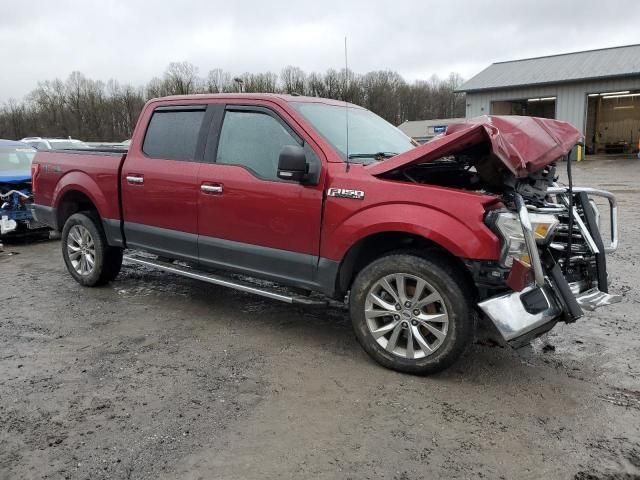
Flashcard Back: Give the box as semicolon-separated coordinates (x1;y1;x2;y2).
491;97;556;119
585;90;640;155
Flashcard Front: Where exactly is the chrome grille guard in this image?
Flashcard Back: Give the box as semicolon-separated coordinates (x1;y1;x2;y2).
543;186;618;253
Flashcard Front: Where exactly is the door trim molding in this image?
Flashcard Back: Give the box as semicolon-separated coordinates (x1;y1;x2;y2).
120;222;339;296
123;222;198;263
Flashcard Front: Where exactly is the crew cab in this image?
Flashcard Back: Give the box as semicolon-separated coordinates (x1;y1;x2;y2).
31;94;621;374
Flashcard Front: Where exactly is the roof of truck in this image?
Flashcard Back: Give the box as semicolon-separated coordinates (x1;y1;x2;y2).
155;93;364;108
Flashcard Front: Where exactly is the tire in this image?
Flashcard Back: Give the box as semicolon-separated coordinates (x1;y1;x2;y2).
349;252;473;375
61;212;123;287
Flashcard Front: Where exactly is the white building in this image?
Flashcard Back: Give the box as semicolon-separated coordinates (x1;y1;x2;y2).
458;44;640;154
397;118;463;144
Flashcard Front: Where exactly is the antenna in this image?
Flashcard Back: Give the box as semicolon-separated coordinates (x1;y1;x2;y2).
344;36;350;172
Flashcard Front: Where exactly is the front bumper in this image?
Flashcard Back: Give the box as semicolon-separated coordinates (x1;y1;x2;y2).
1;209;36;235
478;188;621;347
479;282;622;347
479;284;561;346
30;204;57;229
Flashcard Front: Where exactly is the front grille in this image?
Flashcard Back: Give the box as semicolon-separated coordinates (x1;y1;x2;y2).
549;206;598;284
552;212;590;255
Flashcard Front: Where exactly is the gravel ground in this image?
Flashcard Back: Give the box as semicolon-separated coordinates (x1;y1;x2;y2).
1;158;639;480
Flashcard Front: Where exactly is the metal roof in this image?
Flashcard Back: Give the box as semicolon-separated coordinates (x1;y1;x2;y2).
398;118;463;138
458;44;640;93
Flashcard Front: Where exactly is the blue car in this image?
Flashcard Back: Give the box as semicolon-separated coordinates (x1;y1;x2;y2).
0;140;47;237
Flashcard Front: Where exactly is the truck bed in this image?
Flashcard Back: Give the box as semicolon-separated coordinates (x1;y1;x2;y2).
33;149;127;225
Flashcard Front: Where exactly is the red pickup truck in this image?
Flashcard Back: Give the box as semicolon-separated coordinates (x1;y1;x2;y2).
31;94;620;374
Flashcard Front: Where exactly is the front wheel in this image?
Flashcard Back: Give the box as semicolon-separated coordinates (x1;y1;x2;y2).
349;253;473;375
61;212;122;287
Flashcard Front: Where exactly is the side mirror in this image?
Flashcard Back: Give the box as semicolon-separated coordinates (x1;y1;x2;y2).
277;145;308;182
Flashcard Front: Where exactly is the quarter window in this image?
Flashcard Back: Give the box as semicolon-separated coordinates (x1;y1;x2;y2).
216;110;300;180
143;109;206;161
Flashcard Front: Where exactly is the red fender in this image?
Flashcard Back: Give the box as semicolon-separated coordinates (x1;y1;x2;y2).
53;170;120;221
321;202;500;261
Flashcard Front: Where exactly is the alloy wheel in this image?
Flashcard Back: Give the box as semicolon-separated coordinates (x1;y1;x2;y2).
67;224;96;276
364;273;449;359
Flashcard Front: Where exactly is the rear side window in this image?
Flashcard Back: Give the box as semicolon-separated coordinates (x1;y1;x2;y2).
216;111;300;180
143;109;205;161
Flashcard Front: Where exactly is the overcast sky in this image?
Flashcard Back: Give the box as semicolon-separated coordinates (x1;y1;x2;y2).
1;0;639;101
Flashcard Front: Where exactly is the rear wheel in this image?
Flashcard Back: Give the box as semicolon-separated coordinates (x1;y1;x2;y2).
349;253;473;375
61;212;122;286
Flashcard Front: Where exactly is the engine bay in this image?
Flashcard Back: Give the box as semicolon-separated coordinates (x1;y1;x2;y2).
380;143;559;206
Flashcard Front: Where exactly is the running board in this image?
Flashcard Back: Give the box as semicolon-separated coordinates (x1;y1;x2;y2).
123;255;328;306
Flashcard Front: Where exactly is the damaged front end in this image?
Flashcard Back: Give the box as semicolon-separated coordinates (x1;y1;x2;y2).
0;183;41;236
0;140;47;237
478;185;621;347
0;142;46;237
367;115;622;348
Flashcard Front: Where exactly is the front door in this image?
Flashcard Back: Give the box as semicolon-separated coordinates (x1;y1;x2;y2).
121;104;209;262
197;104;325;287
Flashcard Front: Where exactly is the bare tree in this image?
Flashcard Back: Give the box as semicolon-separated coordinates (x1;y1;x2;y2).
65;71;87;137
4;99;28;139
306;72;326;97
206;68;232;93
240;72;278;93
0;62;466;141
323;69;342;99
163;61;199;95
145;77;166;99
281;66;306;94
361;70;406;124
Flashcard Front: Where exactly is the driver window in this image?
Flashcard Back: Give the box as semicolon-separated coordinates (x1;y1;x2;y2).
216;111;300;181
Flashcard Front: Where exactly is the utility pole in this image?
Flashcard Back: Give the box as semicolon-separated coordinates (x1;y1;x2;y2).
233;77;244;93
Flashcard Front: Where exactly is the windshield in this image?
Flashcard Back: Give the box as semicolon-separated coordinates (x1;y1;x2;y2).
290;102;415;163
0;146;36;172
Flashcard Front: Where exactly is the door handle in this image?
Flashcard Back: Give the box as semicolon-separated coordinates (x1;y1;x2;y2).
201;183;223;194
126;175;144;185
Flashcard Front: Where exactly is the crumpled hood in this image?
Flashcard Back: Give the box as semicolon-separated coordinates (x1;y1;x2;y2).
367;115;583;178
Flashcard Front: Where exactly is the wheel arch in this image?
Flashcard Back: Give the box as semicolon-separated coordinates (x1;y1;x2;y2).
52;172;112;230
334;231;476;299
55;189;100;231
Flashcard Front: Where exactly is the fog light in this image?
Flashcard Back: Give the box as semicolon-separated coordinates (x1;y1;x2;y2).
529;213;559;244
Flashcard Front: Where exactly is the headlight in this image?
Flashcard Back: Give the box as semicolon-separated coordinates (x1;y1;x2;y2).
487;211;558;267
492;212;527;267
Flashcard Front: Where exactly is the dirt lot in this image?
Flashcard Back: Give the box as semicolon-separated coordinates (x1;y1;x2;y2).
1;158;639;480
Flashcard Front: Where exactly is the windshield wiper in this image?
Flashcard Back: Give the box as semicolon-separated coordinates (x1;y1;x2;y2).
348;151;398;161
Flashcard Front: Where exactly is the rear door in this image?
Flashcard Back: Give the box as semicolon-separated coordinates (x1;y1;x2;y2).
121;104;211;261
196;103;325;286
